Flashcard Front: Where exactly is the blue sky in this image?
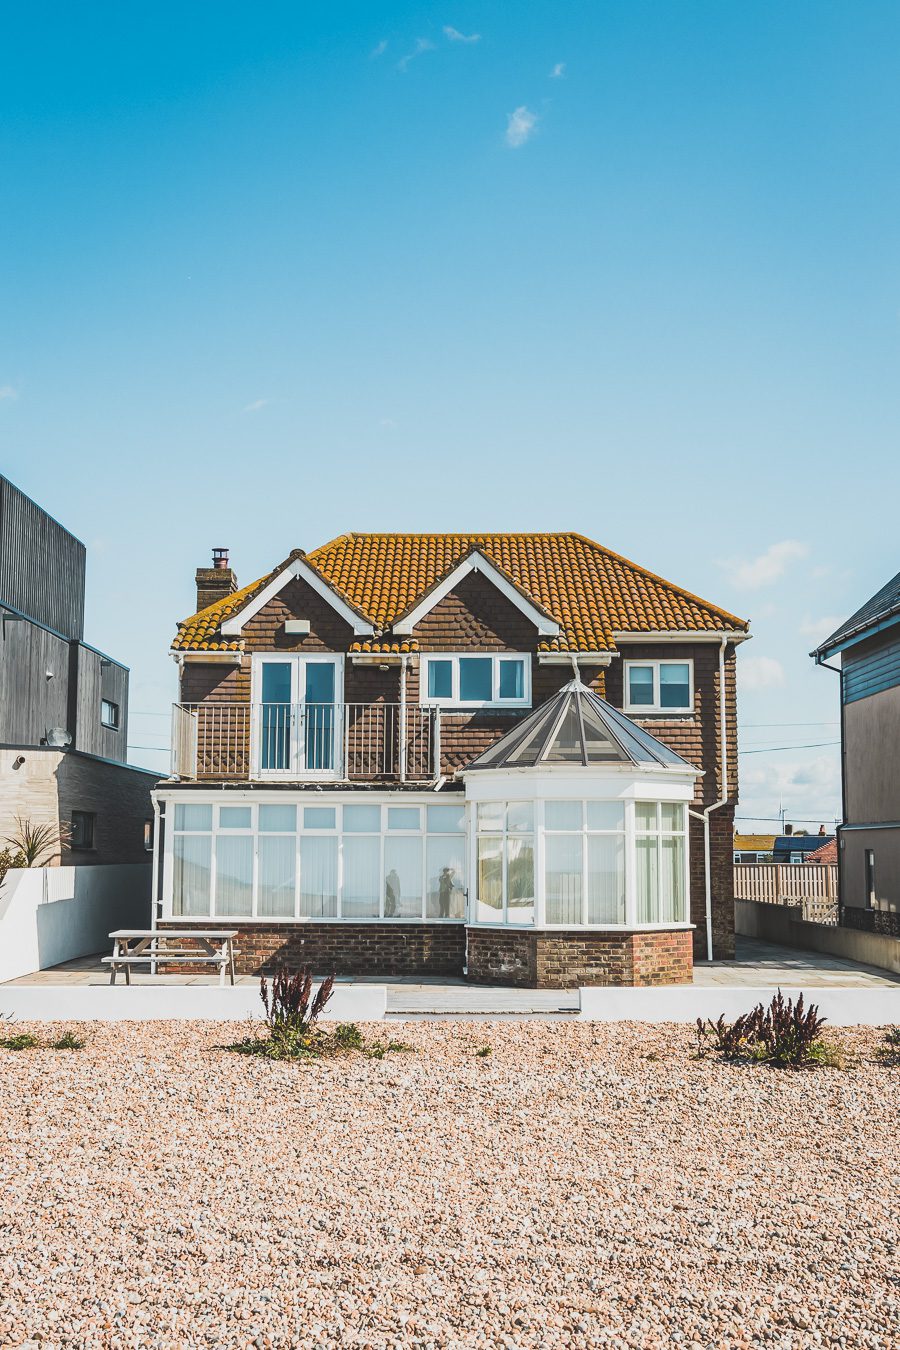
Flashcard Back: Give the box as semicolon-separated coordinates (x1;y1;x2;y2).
2;2;898;830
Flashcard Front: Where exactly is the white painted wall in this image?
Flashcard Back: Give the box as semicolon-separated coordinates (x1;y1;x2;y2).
0;864;151;982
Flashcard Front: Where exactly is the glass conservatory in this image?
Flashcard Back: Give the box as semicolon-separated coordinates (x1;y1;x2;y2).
462;678;699;931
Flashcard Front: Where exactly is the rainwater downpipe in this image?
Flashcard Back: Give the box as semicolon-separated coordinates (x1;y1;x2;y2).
399;653;408;784
688;636;729;962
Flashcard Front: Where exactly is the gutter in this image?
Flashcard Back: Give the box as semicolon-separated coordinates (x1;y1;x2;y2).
688;635;730;961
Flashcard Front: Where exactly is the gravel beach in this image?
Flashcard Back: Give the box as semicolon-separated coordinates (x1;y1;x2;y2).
0;1020;897;1349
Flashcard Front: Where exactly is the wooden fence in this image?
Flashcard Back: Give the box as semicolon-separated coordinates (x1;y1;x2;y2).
734;864;839;924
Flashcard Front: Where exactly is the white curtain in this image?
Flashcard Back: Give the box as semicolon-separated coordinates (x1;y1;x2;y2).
636;836;659;924
342;836;379;918
587;834;625;924
384;836;424;919
259;835;297;918
506;835;535;924
426;835;466;919
476;835;503;922
214;835;253;916
545;834;582;925
660;836;685;923
298;835;337;918
173;835;211;917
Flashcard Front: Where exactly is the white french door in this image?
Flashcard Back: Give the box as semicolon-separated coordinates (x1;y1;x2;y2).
251;654;343;779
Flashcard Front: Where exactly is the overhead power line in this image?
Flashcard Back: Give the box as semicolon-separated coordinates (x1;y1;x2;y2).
739;741;840;755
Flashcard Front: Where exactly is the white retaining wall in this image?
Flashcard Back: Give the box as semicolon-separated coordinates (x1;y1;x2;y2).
0;864;151;983
0;982;388;1022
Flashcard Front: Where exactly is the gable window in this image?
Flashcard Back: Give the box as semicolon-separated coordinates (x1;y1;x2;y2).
421;654;530;709
100;699;120;729
71;811;96;850
624;660;693;714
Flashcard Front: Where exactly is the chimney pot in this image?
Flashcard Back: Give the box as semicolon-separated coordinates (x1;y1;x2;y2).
212;547;229;570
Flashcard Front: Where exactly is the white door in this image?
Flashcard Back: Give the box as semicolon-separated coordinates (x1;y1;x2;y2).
252;655;342;778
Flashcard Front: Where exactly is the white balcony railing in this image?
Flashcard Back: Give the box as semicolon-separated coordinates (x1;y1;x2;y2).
171;702;440;782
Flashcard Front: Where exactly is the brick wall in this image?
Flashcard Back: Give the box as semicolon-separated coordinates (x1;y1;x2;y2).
160;921;467;978
466;926;693;989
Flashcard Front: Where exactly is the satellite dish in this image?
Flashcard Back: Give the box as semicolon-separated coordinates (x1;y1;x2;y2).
46;727;73;748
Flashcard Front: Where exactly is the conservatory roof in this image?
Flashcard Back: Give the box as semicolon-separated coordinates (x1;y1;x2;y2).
465;679;699;772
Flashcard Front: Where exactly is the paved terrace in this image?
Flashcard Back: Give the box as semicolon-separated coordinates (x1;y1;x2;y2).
4;938;898;1020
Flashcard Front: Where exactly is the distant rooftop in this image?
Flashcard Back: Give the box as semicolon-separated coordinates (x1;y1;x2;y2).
815;568;900;658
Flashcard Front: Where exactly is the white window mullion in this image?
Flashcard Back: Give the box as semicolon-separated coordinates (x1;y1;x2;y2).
625;800;637;928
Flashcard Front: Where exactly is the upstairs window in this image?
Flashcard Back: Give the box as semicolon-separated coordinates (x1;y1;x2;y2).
421;654;530;709
101;699;120;729
624;660;692;714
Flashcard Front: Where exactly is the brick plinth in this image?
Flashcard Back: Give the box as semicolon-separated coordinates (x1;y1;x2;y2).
465;926;693;989
158;922;466;978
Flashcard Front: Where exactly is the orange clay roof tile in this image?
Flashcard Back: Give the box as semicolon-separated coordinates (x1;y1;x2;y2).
172;532;748;652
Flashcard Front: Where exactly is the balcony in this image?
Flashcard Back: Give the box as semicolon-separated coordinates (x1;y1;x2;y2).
171;702;441;783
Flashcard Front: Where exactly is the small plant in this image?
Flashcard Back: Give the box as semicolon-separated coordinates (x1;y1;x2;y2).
697;991;833;1070
333;1022;364;1051
0;1031;40;1050
875;1027;900;1066
50;1031;85;1051
4;817;71;868
228;966;335;1060
366;1038;414;1060
476;1045;492;1058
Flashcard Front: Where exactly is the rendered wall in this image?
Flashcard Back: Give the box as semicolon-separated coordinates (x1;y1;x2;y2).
0;863;151;982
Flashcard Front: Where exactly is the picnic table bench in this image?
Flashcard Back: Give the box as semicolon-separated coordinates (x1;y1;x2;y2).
104;930;238;986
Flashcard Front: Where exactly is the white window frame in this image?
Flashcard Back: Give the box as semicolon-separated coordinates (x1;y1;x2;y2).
623;659;694;715
100;698;120;729
419;653;531;709
250;652;344;779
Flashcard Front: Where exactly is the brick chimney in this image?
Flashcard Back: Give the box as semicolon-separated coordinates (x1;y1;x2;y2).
196;547;237;611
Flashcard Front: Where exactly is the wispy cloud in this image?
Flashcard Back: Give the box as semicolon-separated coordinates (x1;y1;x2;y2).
370;39;388;59
505;106;538;148
723;539;809;589
444;25;480;43
740;655;786;691
550;62;566;78
242;398;269;414
0;384;18;402
397;37;434;71
379;417;398;430
799;615;845;644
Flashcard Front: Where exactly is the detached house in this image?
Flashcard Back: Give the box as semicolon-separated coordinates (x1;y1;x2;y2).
154;534;749;987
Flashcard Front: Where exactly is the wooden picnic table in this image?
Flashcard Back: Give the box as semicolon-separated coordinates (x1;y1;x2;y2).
104;930;238;986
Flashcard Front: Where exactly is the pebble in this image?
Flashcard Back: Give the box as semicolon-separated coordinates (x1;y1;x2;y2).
0;1020;897;1347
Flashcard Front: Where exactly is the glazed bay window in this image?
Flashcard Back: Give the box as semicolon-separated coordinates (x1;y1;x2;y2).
635;802;687;924
545;801;626;926
475;802;535;924
167;799;466;921
624;661;693;714
421;654;530;708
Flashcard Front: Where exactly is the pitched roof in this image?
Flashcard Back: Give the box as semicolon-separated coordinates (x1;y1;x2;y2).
815;568;900;657
807;838;837;864
173;532;748;653
733;834;776;852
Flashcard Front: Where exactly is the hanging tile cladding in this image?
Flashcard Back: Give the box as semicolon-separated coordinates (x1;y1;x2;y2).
404;572;607;775
603;643;738;807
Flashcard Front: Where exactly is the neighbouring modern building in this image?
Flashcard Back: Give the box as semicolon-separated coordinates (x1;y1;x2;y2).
772;830;835;864
814;569;900;933
0;474;157;865
154;533;750;987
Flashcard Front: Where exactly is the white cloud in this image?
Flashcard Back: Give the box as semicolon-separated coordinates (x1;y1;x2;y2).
799;615;845;644
740;655;786;691
242;398;269;414
397;37;434;71
379;417;397;429
0;384;18;402
724;539;809;589
739;753;841;830
370;39;388;58
505;106;538;148
444;25;480;43
550;62;566;78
